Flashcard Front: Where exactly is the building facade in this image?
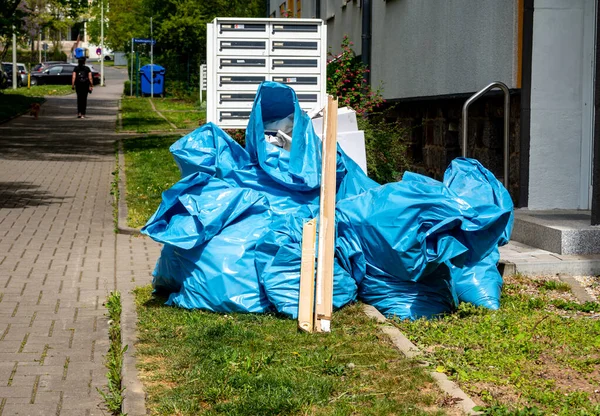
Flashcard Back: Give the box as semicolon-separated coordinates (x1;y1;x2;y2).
269;0;599;216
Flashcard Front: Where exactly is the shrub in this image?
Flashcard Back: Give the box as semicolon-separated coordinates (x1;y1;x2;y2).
359;113;410;184
326;35;384;116
327;36;409;184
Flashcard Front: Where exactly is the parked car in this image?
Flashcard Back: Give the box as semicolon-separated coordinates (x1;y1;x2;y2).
32;61;67;73
30;64;101;86
0;68;7;89
1;62;23;87
17;64;28;85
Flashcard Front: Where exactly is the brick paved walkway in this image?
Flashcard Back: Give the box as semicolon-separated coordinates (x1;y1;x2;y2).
0;68;161;415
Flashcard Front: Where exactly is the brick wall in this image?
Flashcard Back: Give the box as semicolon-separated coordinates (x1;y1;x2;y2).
386;92;521;205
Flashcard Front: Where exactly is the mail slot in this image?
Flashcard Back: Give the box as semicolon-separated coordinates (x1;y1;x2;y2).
219;110;251;121
218;40;267;56
272;58;318;69
218;93;257;108
219;75;265;86
270;40;320;57
219;23;267;35
271;23;321;39
272;76;317;85
272;41;317;51
220;58;265;68
297;93;318;103
219;57;266;73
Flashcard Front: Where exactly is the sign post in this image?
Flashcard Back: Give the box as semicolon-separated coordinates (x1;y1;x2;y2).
130;38;134;96
150;17;153;99
100;0;104;87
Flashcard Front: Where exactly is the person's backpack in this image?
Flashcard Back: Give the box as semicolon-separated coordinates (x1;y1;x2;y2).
75;66;88;85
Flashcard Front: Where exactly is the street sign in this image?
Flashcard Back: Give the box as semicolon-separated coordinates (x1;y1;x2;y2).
133;38;156;45
42;43;48;51
96;47;102;56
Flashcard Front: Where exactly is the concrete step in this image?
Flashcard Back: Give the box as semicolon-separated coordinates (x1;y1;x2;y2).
510;209;600;255
500;240;600;276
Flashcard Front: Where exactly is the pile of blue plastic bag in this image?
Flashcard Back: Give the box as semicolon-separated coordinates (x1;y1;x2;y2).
142;81;514;321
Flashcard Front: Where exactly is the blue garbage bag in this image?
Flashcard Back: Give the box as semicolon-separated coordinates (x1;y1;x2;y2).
142;172;273;312
143;80;513;320
144;82;372;315
336;168;512;320
255;215;357;318
443;158;514;309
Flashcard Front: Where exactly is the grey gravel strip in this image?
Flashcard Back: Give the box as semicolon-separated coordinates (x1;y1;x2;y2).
363;304;480;415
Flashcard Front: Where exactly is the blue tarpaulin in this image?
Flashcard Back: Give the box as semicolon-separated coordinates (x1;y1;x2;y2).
142;81;514;320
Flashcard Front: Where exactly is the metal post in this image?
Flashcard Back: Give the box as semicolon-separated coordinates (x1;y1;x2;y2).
130;38;133;96
136;52;140;97
150;17;153;99
100;0;104;87
12;27;17;90
38;32;42;63
461;81;510;188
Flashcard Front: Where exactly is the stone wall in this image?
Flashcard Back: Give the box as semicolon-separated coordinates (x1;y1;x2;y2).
386;92;521;204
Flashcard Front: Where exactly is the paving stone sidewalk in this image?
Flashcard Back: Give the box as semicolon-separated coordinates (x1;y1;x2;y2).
0;68;160;415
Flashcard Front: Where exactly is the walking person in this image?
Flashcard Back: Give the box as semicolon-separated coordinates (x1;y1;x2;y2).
71;58;93;118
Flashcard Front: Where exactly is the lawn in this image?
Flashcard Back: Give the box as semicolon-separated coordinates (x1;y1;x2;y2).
120;96;205;132
122;135;181;228
395;275;600;415
120;97;173;133
135;286;450;416
0;84;73;122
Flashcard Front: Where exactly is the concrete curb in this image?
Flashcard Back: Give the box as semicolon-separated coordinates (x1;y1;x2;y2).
116;139;142;236
498;260;516;277
558;274;597;303
121;289;148;416
363;304;481;415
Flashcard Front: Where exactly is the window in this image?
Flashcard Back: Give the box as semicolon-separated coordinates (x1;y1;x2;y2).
48;66;62;74
296;0;302;17
287;0;294;17
279;1;286;16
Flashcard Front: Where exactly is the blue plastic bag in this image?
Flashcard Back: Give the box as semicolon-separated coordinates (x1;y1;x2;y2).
143;81;514;320
443;158;514;309
255;215;357;318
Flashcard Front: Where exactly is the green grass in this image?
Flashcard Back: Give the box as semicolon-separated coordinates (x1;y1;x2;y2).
3;84;74;97
0;85;73;123
153;98;202;112
120;97;173;133
151;97;205;129
394;275;600;415
98;291;127;415
122;135;181;228
135;286;449;416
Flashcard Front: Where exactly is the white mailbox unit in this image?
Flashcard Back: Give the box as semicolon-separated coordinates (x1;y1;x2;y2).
207;18;327;129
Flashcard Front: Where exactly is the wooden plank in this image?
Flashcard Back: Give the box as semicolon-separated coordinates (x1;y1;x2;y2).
298;218;317;333
315;95;338;333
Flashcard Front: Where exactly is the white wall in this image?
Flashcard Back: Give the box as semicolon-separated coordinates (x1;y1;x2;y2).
528;0;594;209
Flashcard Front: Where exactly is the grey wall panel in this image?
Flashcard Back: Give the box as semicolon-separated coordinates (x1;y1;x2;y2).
367;0;517;99
326;1;363;57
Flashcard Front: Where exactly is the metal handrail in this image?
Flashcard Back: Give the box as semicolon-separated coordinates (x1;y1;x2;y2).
461;81;510;188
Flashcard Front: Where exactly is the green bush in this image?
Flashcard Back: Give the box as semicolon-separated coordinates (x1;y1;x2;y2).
359;115;410;184
326;36;409;184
